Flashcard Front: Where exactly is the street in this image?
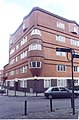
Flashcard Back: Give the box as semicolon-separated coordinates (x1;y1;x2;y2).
0;94;79;119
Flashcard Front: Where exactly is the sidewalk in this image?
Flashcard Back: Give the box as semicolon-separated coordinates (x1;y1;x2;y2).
4;107;79;119
4;90;44;97
19;108;79;119
3;90;79;119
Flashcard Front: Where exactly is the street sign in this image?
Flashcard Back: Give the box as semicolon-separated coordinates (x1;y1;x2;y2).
56;48;71;52
73;54;79;58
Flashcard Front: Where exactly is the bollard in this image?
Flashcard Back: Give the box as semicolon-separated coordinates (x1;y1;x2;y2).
71;96;73;108
24;101;27;115
50;98;52;112
7;88;8;96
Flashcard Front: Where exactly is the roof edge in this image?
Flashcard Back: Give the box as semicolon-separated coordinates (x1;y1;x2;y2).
11;7;79;36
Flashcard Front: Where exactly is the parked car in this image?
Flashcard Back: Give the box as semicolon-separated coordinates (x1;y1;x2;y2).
0;86;6;94
44;86;78;99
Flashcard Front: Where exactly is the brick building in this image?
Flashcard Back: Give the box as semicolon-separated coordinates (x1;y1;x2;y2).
0;70;4;86
3;7;79;93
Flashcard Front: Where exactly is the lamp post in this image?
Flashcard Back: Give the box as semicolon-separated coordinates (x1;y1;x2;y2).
71;49;75;115
56;47;79;115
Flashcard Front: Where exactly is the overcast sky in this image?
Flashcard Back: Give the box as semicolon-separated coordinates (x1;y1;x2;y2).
0;0;79;69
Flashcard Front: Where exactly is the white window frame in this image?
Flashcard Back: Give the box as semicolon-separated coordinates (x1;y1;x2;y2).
10;81;14;86
44;79;51;88
10;48;15;55
70;39;79;46
10;70;14;76
16;56;18;62
21;36;27;46
31;29;41;36
29;43;42;51
10;59;14;65
56;35;65;43
10;39;13;45
57;79;67;87
56;64;66;72
74;79;78;86
73;66;78;72
29;61;42;68
23;23;25;30
20;66;27;74
20;51;27;59
16;44;19;50
20;80;27;88
73;27;78;34
57;22;65;29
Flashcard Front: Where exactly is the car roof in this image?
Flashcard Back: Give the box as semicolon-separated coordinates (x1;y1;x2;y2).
47;86;68;90
48;86;66;88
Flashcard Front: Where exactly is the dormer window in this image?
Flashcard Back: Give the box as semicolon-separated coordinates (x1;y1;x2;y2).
23;22;25;30
31;29;41;36
69;23;78;34
71;27;78;34
10;39;13;45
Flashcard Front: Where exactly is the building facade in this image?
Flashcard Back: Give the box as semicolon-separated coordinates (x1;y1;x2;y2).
3;7;79;93
0;70;4;86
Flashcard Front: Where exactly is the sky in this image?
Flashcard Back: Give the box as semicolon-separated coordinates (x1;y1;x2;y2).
0;0;79;69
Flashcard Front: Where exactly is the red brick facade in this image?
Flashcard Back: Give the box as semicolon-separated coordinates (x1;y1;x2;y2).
3;7;79;93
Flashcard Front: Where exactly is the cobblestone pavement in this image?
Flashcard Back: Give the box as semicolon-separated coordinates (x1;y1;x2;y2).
20;108;78;119
2;107;79;119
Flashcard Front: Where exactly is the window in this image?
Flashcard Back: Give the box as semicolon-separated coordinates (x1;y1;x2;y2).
20;81;24;87
21;36;27;46
74;79;78;86
56;51;66;56
74;27;78;34
29;43;42;51
10;48;15;55
10;39;13;45
24;51;27;57
70;39;79;46
29;61;42;68
57;22;65;29
31;29;41;36
71;27;78;34
44;79;51;88
59;87;68;91
56;35;65;42
10;59;14;65
15;57;18;62
51;87;59;91
56;64;66;71
73;66;78;72
9;81;14;86
5;73;8;76
20;80;27;88
16;44;19;50
20;51;27;59
23;23;25;30
20;66;27;73
22;66;27;73
57;79;67;87
10;70;14;76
